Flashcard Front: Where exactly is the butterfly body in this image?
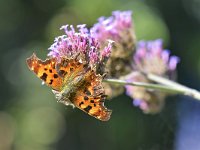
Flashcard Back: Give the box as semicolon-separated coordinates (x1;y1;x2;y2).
54;73;86;107
26;53;111;121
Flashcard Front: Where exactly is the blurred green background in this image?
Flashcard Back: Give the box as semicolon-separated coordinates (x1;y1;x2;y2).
0;0;200;150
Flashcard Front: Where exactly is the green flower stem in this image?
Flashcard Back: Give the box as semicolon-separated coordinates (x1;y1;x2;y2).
103;79;184;94
145;73;200;100
103;76;200;100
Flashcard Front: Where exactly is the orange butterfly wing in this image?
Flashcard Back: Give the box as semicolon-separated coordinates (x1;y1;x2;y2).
55;57;85;83
71;70;112;121
56;58;112;121
26;53;63;91
27;53;112;121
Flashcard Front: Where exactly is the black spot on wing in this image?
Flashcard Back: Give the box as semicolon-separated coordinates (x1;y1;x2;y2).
84;105;92;113
49;79;53;85
54;74;58;78
58;70;67;77
84;96;89;100
79;101;84;107
40;73;47;81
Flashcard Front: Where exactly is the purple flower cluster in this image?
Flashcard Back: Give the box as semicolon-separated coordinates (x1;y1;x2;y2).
91;11;133;44
90;10;136;98
125;39;180;113
48;24;112;70
133;39;179;75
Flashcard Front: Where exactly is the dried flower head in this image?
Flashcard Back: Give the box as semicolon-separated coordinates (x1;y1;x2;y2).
125;39;179;113
91;11;136;98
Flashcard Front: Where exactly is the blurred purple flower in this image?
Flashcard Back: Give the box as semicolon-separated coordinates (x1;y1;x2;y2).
134;39;180;75
90;11;135;59
91;10;133;43
125;39;179;113
91;11;136;98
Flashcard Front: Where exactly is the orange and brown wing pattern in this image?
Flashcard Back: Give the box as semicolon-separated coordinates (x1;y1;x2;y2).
26;53;63;91
55;58;85;82
27;53;111;121
72;70;112;121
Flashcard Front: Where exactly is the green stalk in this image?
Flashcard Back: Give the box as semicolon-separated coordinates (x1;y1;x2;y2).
103;76;200;100
145;73;200;100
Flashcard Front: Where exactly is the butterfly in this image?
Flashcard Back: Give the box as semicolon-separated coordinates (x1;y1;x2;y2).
26;53;112;121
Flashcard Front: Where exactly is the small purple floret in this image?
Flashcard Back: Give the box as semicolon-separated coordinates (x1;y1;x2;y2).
169;56;180;71
133;99;142;106
101;40;114;58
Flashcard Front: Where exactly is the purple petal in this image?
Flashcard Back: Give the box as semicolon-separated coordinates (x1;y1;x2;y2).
168;56;180;70
133;99;142;106
162;50;170;63
102;40;113;58
147;39;163;55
